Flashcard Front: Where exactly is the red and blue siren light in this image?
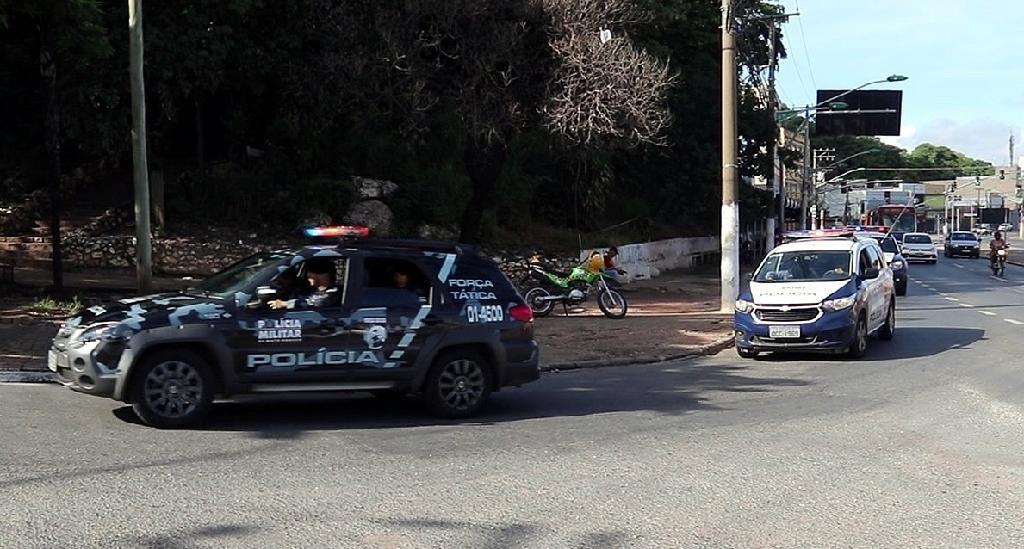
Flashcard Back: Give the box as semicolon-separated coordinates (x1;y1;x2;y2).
783;228;854;240
304;225;370;239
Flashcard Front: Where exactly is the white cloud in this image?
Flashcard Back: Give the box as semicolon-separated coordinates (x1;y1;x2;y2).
880;119;1015;164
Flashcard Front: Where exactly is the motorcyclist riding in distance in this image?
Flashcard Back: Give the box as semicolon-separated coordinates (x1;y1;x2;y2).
990;231;1010;265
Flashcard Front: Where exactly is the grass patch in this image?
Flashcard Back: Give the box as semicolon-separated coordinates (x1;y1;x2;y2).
25;296;84;315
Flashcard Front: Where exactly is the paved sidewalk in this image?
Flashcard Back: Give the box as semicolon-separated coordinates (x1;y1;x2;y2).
0;324;54;372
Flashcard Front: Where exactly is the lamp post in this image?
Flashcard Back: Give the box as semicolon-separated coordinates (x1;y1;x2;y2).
779;75;908;229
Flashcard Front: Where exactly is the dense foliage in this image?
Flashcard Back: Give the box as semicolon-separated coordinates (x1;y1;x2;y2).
5;1;978;249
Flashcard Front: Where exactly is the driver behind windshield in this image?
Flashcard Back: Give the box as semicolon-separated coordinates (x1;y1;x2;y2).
819;255;849;279
269;258;340;310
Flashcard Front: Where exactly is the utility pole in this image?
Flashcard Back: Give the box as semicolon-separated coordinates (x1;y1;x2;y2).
800;117;811;229
720;0;739;313
767;21;778;250
129;0;153;292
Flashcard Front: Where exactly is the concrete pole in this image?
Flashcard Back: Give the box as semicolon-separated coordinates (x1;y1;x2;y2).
800;118;811;229
129;0;153;293
766;22;778;252
720;0;740;313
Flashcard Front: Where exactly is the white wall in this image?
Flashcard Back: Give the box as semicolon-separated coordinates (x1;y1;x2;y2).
580;236;719;282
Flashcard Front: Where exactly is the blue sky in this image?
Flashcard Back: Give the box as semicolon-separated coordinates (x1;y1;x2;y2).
775;0;1024;165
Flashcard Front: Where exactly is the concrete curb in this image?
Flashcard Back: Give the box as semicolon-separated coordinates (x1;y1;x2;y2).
541;334;734;372
0;371;57;384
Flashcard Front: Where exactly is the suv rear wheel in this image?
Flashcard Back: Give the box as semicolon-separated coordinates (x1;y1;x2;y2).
424;350;493;418
130;349;215;429
878;300;895;341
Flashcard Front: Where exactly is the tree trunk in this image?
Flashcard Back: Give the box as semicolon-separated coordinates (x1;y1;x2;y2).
195;97;205;170
459;142;507;244
40;27;63;292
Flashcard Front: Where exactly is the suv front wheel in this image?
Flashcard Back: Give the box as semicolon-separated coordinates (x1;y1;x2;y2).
424;350;493;419
130;349;216;429
847;314;869;358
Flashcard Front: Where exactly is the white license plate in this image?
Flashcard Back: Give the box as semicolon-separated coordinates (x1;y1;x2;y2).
769;325;800;338
47;350;58;372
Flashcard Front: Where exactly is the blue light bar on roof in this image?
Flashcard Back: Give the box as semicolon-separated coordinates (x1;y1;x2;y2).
304;225;370;238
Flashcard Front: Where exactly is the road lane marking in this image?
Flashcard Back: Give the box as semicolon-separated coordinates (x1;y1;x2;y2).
1004;319;1024;326
944;297;960;302
954;264;965;269
991;276;1006;282
979;311;997;316
959;303;974;308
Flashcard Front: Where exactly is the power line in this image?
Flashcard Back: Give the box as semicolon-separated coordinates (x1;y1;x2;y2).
781;33;811;105
794;0;818;90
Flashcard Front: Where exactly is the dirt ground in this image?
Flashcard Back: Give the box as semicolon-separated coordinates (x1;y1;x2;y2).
534;272;734;365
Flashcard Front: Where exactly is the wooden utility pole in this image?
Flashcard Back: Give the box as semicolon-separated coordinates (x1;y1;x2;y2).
39;24;63;292
129;0;153;292
720;0;739;312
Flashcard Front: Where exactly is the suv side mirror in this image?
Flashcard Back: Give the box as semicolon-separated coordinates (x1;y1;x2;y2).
861;267;880;280
247;286;277;309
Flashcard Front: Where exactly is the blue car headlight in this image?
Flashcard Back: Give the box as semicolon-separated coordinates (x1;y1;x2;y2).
69;323;133;349
735;299;755;313
822;295;856;312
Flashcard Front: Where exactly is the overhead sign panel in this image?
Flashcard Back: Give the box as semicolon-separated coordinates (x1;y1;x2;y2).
814;90;903;136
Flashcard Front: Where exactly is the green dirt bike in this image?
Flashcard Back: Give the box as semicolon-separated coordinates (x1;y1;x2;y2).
521;259;628;319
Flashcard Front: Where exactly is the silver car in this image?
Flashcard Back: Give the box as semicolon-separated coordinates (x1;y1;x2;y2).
901;233;937;264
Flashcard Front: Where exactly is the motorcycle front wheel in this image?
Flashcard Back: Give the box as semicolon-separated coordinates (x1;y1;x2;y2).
524;287;556;317
597;289;628;319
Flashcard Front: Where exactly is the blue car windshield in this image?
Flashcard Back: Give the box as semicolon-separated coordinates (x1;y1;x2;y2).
754;251;853;282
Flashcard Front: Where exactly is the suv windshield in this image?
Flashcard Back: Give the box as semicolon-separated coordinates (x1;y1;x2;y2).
754;250;853;282
904;234;932;244
951;232;977;241
873;237;899;253
198;251;293;297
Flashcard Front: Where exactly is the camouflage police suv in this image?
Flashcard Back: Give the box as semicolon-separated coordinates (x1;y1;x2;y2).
49;227;540;428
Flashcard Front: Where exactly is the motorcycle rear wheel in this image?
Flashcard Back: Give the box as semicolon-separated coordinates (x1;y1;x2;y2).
597;289;628;319
524;287;556;317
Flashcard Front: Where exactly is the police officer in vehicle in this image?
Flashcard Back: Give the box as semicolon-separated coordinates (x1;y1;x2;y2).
269;257;341;309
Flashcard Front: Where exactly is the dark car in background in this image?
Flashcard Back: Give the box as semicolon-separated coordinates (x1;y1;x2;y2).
863;232;907;296
944;231;981;258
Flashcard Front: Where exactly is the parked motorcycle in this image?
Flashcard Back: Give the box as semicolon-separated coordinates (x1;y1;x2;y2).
992;249;1008;276
522;256;628;319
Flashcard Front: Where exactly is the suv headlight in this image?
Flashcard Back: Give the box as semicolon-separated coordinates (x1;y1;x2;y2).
822;295;856;311
70;323;132;349
735;299;755;313
890;260;904;270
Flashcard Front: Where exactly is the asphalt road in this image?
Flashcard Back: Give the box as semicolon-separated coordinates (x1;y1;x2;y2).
2;256;1024;548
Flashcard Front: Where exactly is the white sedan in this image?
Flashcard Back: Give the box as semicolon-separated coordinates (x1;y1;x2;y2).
901;232;938;264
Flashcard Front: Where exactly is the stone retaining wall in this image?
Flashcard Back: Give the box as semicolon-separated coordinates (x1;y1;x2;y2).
59;235;581;279
62;235;284;275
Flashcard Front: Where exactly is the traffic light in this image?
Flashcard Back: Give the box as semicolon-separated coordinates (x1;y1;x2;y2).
975;176;982;187
1000;169;1005;180
883;191;891;203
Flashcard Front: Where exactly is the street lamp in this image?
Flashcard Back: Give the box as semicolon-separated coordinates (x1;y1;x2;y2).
794;75;909;229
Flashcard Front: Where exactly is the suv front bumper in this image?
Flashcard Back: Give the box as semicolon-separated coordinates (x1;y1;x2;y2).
735;308;857;353
49;340;124;399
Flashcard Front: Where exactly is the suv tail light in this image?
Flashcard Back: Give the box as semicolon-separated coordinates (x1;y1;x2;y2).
509;304;533;323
